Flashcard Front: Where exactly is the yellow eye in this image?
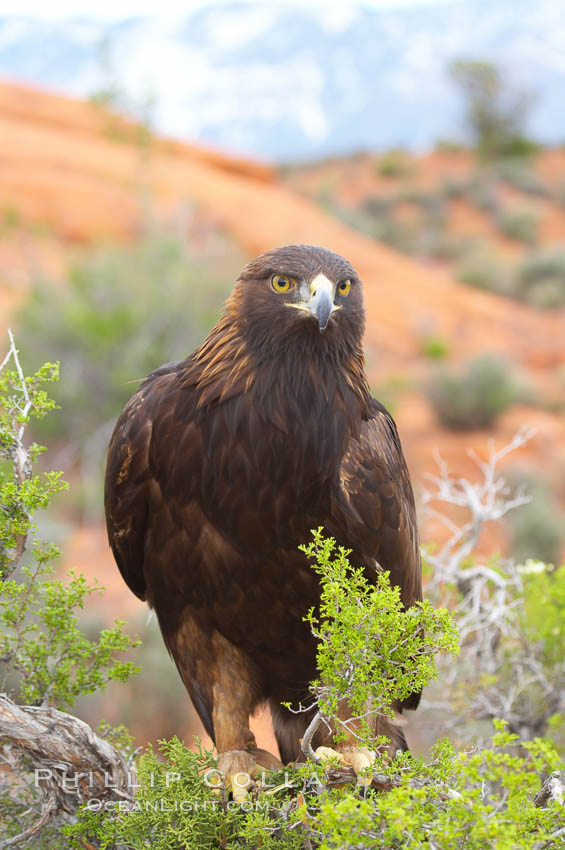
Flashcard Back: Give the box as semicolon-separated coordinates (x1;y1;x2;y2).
337;279;351;296
271;274;296;293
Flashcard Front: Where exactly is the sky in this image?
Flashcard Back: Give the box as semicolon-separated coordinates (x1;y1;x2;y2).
0;0;470;21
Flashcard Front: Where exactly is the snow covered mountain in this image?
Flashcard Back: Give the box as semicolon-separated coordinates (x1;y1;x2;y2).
1;0;564;161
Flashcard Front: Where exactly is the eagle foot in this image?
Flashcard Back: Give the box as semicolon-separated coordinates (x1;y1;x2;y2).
315;745;376;788
217;748;258;803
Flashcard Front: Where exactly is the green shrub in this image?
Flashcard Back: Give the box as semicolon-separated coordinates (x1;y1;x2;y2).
421;335;450;360
76;608;200;750
495;160;548;196
371;375;412;415
500;135;541;159
449;59;536;162
419;193;447;224
523;563;565;668
363;195;394;216
508;474;564;566
15;230;245;519
417;227;472;262
314;181;339;211
435;138;466;153
456;250;512;295
298;531;458;749
377;149;414;178
364;191;467;261
427;355;518;430
2;204;21;231
525;278;565;309
373;215;417;254
516;248;565;308
67;535;564;850
16;230;244;444
458;246;565;308
421;437;565;751
467;174;501;215
68;724;565;850
440;176;472;199
497;207;539;245
0;345;139;706
0;340;139;846
329;203;376;237
393;187;436;207
554;179;565;209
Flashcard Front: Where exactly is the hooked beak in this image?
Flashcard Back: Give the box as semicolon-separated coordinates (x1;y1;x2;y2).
308;274;335;333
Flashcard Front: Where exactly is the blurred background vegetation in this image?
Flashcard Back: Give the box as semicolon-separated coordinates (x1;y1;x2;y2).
16;224;245;522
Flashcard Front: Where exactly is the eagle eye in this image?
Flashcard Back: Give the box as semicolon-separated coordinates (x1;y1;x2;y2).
271;274;296;293
337;279;351;296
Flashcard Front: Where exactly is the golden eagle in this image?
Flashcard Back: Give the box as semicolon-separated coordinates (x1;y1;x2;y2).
105;244;421;789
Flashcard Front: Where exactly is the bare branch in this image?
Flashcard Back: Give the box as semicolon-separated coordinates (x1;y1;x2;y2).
7;329;33;447
0;331;34;578
421;428;565;742
0;694;132;846
0;795;57;850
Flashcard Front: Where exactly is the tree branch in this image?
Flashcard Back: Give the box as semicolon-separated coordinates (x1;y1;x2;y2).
0;694;132;847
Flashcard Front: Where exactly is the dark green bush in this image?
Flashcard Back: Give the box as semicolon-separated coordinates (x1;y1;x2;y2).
427;355;518;430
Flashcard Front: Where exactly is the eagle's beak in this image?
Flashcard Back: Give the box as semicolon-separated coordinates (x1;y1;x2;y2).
308;274;335;333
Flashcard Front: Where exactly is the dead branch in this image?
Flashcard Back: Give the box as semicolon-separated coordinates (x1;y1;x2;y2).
421;427;565;742
0;693;132;848
0;330;34;578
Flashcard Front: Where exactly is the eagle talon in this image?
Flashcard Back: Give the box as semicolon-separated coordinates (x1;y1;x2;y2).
217;748;258;804
315;745;375;787
314;746;347;766
340;746;376;788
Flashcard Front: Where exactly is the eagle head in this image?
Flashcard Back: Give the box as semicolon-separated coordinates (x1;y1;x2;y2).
190;244;369;410
236;244;365;345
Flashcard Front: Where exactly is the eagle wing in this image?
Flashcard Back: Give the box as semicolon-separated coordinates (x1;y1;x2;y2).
333;397;422;710
104;362;181;601
336;397;422;607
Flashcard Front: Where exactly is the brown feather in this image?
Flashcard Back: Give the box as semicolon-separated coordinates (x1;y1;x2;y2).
104;244;422;763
